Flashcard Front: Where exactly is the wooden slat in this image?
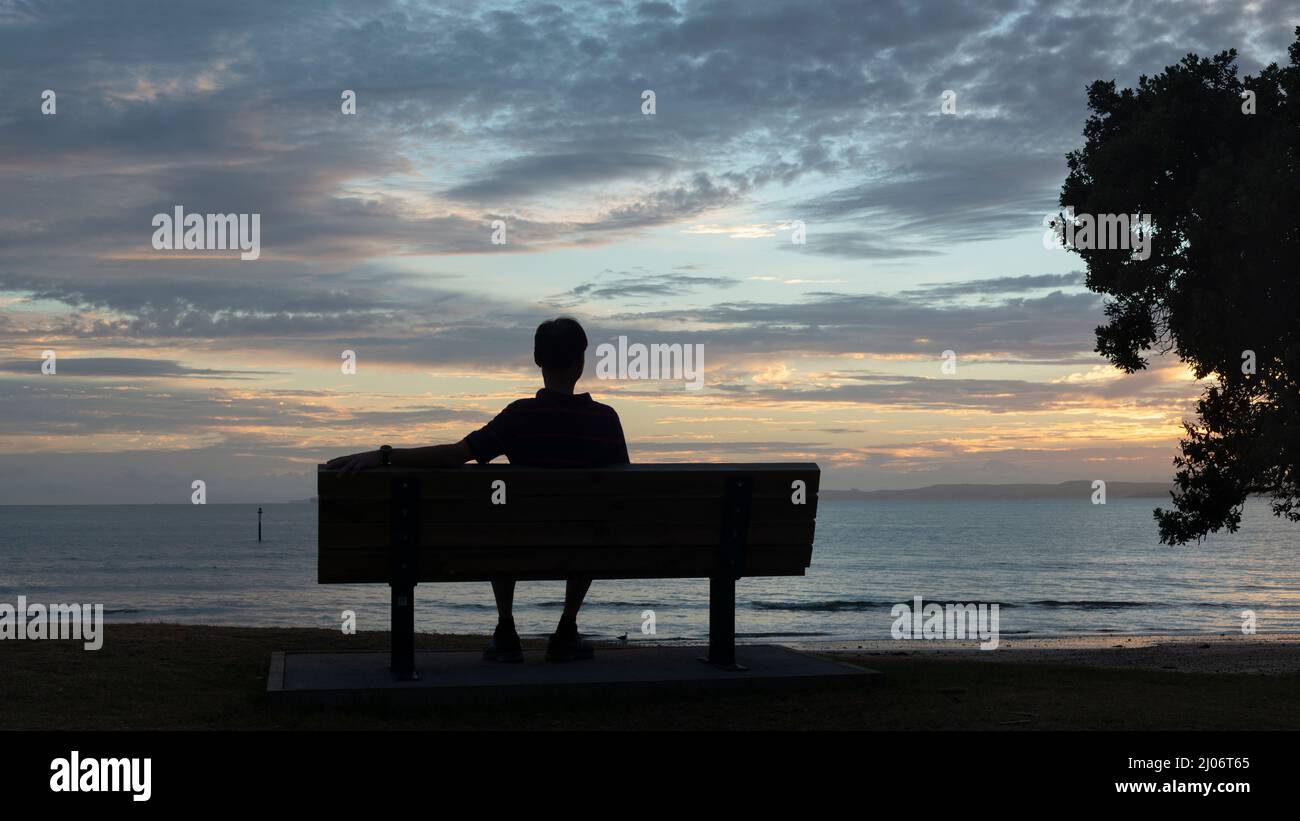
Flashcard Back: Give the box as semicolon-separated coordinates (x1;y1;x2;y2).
318;463;820;501
319;520;815;550
317;494;818;524
318;545;812;584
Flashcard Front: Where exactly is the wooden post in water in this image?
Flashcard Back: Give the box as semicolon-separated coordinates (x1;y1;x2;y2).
258;507;263;542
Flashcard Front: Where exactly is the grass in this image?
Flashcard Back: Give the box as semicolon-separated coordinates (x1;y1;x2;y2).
3;623;1297;730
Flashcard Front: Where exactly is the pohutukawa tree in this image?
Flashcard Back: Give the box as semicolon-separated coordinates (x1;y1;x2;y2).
1061;28;1299;544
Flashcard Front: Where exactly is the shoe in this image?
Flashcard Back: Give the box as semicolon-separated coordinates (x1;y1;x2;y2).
483;625;523;663
545;627;595;662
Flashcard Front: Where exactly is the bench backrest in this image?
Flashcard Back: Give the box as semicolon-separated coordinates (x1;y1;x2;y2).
317;463;819;583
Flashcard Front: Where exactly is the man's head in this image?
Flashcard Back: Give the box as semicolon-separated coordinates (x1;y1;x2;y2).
534;317;587;390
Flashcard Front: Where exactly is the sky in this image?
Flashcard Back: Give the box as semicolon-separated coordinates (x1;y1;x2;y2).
0;0;1295;503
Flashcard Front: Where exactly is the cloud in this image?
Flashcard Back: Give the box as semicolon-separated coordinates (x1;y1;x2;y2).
548;271;741;304
3;0;1287;286
602;288;1108;362
709;367;1198;414
790;147;1066;246
0;378;486;439
0;357;267;379
443;152;679;201
903;272;1087;298
779;229;943;260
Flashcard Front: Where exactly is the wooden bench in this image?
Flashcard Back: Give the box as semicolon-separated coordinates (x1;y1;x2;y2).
317;462;819;679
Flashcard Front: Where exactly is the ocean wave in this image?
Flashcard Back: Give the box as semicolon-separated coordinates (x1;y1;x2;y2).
751;599;890;612
750;598;1187;612
750;599;1022;612
534;600;690;610
1027;600;1153;609
737;631;834;638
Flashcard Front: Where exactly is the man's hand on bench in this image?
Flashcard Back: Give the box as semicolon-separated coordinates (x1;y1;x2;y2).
326;441;475;474
326;450;382;476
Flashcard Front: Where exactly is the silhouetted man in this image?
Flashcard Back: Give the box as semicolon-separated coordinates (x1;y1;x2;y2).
326;317;628;662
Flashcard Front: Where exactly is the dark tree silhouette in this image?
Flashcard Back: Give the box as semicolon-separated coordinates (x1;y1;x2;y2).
1061;29;1299;544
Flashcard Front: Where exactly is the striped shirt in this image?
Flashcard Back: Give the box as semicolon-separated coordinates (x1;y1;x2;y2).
464;389;630;468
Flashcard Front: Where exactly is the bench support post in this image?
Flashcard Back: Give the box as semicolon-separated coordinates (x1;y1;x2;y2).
702;475;751;671
390;476;420;681
705;575;745;670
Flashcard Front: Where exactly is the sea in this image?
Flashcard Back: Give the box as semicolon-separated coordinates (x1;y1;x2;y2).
2;498;1297;643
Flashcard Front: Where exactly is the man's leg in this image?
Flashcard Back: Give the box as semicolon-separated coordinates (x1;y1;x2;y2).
492;578;516;628
546;577;595;661
558;577;591;632
484;579;522;662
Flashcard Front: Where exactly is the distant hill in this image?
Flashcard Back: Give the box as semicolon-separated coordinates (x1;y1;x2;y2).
821;480;1173;501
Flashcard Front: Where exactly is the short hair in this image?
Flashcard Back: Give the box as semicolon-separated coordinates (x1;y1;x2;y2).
534;317;588;371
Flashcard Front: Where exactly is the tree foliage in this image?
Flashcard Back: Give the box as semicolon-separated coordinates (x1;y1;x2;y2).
1062;29;1300;544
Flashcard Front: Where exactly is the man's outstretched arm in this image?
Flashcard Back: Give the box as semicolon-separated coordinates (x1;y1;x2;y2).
326;440;475;476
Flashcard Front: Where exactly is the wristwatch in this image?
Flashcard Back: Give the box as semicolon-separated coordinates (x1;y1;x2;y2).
379;444;393;466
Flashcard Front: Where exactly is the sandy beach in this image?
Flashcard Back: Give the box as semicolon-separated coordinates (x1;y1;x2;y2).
4;623;1300;730
805;632;1300;676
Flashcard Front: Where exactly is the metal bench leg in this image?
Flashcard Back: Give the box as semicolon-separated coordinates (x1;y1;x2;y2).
701;575;747;671
700;475;751;671
391;583;417;681
389;475;420;681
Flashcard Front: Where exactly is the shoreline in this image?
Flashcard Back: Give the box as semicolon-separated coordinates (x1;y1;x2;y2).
795;630;1300;651
85;618;1300;669
92;617;1292;644
4;623;1300;729
91;619;1300;652
790;628;1300;646
797;631;1300;676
